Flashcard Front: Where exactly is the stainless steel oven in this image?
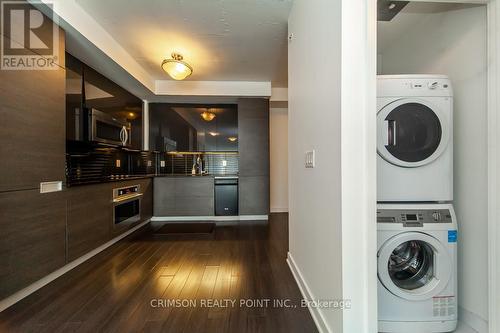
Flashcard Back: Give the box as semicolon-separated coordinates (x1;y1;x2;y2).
113;185;142;227
90;108;131;147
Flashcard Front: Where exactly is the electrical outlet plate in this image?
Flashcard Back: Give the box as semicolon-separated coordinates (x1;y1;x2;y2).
160;160;166;167
305;150;315;168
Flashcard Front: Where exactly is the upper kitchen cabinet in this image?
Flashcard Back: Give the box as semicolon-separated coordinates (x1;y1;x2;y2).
0;27;66;192
65;53;143;150
149;104;238;152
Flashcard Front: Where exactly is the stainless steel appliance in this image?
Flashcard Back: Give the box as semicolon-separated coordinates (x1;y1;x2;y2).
214;176;238;216
113;184;142;226
90;108;131;146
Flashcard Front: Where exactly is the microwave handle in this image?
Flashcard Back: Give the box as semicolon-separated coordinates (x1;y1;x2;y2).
122;126;129;145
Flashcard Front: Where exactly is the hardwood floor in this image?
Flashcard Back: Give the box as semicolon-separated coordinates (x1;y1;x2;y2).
0;214;317;333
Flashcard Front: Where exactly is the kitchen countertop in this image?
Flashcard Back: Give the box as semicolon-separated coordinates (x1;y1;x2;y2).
68;174;239;187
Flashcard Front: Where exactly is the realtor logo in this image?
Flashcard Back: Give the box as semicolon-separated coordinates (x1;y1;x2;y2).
1;0;59;70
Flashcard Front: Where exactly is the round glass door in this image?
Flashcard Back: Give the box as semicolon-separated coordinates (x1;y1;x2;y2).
378;232;452;301
377;99;450;168
388;240;434;290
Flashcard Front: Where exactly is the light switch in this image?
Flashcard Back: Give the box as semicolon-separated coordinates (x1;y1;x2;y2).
116;159;121;168
160;160;166;167
305;150;315;168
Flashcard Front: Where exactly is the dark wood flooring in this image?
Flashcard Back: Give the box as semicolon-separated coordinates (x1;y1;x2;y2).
0;213;317;333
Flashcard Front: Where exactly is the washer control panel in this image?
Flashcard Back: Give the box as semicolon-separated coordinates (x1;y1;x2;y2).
377;208;452;226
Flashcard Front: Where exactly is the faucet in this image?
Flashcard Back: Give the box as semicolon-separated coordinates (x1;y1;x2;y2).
192;155;203;175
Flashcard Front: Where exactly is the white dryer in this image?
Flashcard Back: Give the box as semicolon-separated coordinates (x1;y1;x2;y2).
377;75;453;202
377;203;458;333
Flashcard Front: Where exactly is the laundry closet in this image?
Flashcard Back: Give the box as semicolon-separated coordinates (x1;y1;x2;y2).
376;1;488;332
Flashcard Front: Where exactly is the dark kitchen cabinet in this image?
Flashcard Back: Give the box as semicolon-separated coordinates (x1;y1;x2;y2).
154;177;214;216
0;189;66;299
0;30;66;192
237;98;270;215
65;53;144;150
67;178;152;262
149;104;238;152
66;182;113;262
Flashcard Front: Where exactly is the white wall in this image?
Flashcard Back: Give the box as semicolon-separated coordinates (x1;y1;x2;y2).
288;0;343;328
378;4;489;330
270;108;289;213
288;0;377;332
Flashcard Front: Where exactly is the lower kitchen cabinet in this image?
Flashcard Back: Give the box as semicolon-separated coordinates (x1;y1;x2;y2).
239;176;270;215
0;189;66;299
154;177;214;216
67;183;113;262
67;179;152;262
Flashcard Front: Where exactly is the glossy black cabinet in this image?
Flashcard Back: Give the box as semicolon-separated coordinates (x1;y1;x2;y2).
65;53;143;150
149;104;238;152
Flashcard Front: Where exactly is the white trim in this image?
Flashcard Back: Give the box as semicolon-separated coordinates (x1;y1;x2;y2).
155;80;272;97
150;215;269;222
270;207;289;213
0;220;150;313
459;307;488;333
286;252;330;333
487;1;500;332
341;0;378;332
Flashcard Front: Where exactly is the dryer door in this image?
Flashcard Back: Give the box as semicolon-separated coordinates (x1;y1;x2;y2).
378;231;452;301
377;98;450;168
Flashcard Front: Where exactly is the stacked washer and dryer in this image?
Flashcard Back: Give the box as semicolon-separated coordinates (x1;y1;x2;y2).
377;75;458;333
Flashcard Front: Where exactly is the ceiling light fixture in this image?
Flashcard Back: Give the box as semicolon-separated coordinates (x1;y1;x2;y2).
161;53;193;80
201;111;216;122
209;132;219;137
228;137;237;142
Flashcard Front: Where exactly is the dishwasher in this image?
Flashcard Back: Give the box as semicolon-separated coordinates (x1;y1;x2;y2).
214;177;238;216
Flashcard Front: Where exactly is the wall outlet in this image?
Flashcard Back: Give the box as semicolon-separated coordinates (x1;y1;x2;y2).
305;150;315;168
147;160;152;167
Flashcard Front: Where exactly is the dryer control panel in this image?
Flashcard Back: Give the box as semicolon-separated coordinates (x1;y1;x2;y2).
377;208;453;227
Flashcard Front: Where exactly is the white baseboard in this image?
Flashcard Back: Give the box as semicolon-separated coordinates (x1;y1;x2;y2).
287;252;330;333
150;215;269;222
270;207;289;213
459;307;488;333
0;220;150;313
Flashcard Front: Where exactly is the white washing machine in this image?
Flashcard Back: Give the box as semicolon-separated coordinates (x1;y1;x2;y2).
377;203;458;333
377;75;453;202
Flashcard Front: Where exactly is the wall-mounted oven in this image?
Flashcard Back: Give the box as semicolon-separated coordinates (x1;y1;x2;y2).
113;185;142;227
90;108;131;147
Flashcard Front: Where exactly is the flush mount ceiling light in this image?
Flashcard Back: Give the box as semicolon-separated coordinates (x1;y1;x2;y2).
161;53;193;80
208;132;219;137
201;110;216;122
228;137;237;142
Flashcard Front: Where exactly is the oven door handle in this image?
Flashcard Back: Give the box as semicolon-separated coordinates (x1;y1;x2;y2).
113;193;143;204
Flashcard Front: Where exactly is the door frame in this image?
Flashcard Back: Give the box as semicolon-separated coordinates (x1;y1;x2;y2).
487;1;500;332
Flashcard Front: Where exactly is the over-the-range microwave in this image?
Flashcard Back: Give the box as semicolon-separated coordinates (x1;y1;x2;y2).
70;108;131;147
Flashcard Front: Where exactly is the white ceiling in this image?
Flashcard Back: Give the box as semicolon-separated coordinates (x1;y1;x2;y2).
74;0;292;87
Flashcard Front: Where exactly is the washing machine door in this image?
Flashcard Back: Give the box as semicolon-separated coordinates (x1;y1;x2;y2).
378;231;452;301
377;98;450;168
